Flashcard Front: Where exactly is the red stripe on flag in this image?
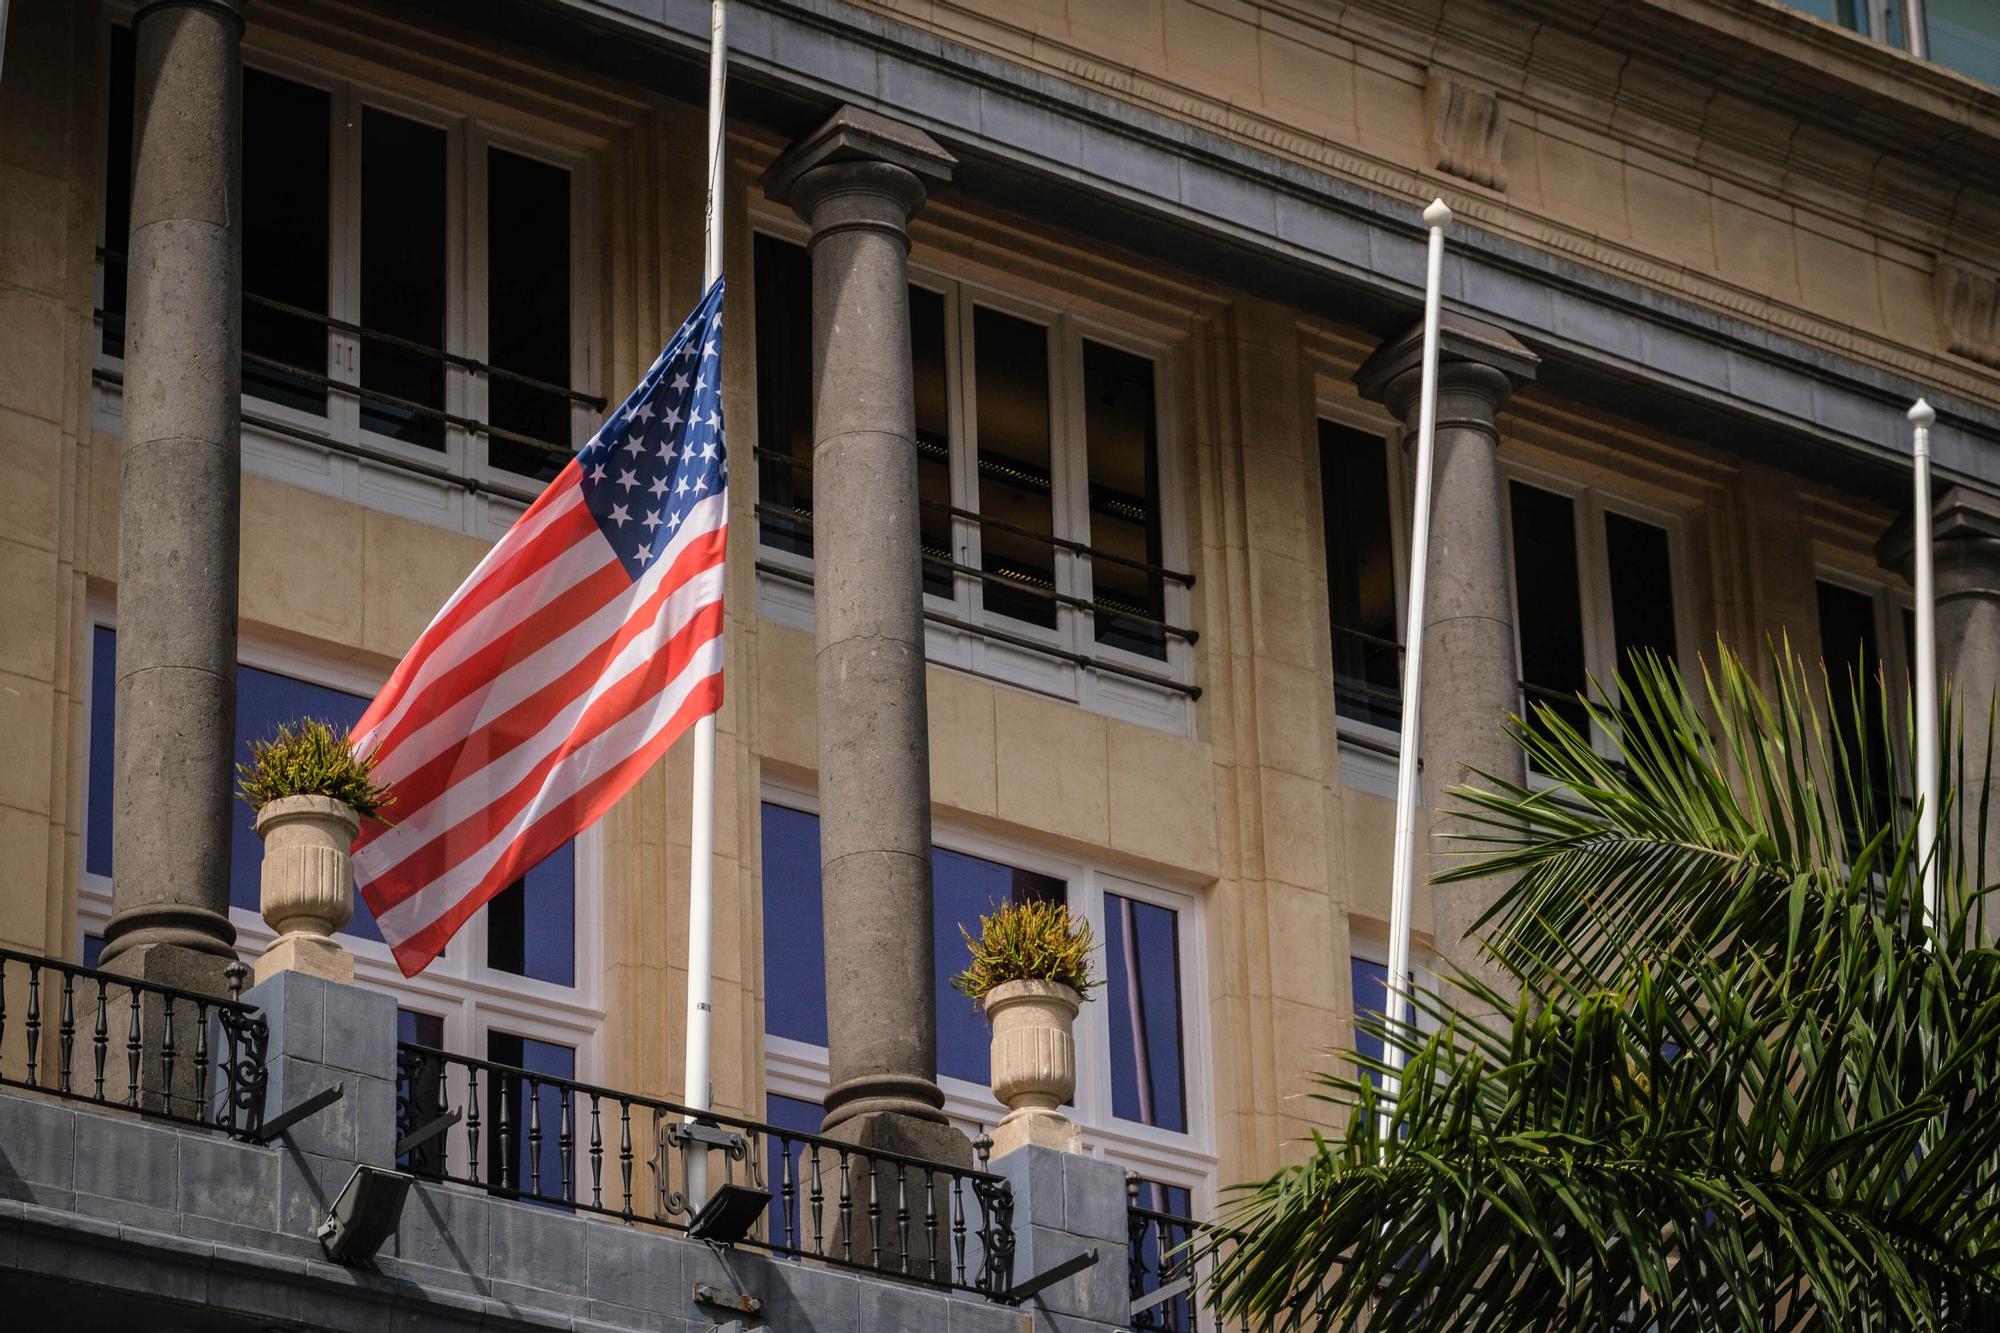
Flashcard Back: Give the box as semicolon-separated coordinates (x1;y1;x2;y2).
360;597;727;916
356;525;727;843
385;670;725;977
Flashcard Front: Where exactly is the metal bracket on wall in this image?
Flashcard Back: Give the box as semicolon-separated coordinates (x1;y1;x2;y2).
247;1083;344;1144
394;1107;462;1159
1001;1246;1100;1305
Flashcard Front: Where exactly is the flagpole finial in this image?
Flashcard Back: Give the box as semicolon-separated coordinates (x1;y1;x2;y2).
1424;197;1453;230
1909;397;1936;427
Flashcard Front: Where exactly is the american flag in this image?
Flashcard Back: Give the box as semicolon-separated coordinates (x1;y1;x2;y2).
352;280;729;977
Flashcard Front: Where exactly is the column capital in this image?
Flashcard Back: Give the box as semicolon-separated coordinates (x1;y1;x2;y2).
762;104;956;227
1354;310;1540;425
1877;484;2000;585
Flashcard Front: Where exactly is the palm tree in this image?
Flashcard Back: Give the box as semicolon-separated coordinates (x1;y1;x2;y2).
1200;645;2000;1330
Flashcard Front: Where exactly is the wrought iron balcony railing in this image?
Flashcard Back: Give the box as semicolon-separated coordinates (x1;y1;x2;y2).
0;946;268;1136
1127;1192;1258;1332
395;1041;1016;1298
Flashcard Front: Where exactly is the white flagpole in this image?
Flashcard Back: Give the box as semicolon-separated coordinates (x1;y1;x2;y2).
1379;198;1452;1148
1911;398;1940;938
683;0;728;1206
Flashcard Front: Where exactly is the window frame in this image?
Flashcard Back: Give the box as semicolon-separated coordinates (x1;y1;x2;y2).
757;777;1217;1210
1499;460;1699;760
74;599;607;1081
1812;562;1917;794
745;214;1195;735
92;10;603;542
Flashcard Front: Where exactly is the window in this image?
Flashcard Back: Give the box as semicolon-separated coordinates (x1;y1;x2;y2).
1816;576;1913;840
750;234;1194;732
97;31;599;518
78;616;601;1073
759;794;1212;1198
1775;0;1998;87
1505;478;1684;753
1319;418;1405;733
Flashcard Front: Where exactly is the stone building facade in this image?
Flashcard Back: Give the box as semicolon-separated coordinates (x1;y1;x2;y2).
2;0;1999;1271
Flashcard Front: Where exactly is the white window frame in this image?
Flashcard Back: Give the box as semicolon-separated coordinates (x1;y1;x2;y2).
757;779;1217;1213
91;9;602;543
746;216;1196;737
1314;400;1412;797
75;600;607;1082
1500;462;1699;762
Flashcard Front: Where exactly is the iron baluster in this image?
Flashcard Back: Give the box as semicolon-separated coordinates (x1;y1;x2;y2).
589;1093;603;1208
496;1071;513;1192
159;994;176;1116
619;1100;633;1221
809;1146;825;1257
779;1134;796;1251
925;1168;939;1281
125;983;140;1106
952;1174;968;1286
559;1088;573;1205
25;960;40;1086
57;971;74;1094
192;1000;210;1122
838;1150;853;1263
92;978;109;1100
466;1065;482;1186
896;1164;909;1274
527;1075;542;1197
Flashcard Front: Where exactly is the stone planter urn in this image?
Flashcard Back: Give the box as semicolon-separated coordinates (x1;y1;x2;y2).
984;979;1084;1157
252;794;360;986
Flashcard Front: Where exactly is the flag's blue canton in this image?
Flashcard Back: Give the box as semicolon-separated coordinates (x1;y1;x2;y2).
579;278;727;581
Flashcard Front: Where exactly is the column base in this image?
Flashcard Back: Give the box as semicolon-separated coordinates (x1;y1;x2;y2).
821;1108;975;1170
254;932;354;987
97;929;238;999
988;1107;1082;1160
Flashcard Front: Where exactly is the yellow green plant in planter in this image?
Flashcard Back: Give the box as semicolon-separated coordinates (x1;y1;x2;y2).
953;899;1097;1159
235;719;392;986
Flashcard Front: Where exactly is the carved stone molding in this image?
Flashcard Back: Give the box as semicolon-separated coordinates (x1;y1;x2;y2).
1938;259;2000;369
1426;73;1507;191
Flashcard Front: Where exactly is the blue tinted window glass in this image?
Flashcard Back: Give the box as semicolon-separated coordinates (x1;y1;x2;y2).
488;840;576;986
1104;893;1186;1132
932;848;1064;1087
1350;957;1389;1070
87;627;116;877
764;1091;825;1244
233;662;372;925
761;804;828;1047
88;628;575;962
487;1031;574;1199
83;934;105;969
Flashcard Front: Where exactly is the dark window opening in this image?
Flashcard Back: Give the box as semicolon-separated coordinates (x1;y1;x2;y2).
486;148;572;482
1321;421;1402;729
242;69;330;415
753;235;814;557
485;1031;575;1200
360;108;447;449
1084;342;1166;661
912;285;954;601
972;306;1056;629
1817;580;1894;846
101;25;135;360
1509;481;1590;739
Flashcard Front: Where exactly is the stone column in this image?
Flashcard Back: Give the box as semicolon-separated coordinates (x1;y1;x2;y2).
99;0;246;995
1879;485;2000;892
763;108;966;1165
1356;314;1538;993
